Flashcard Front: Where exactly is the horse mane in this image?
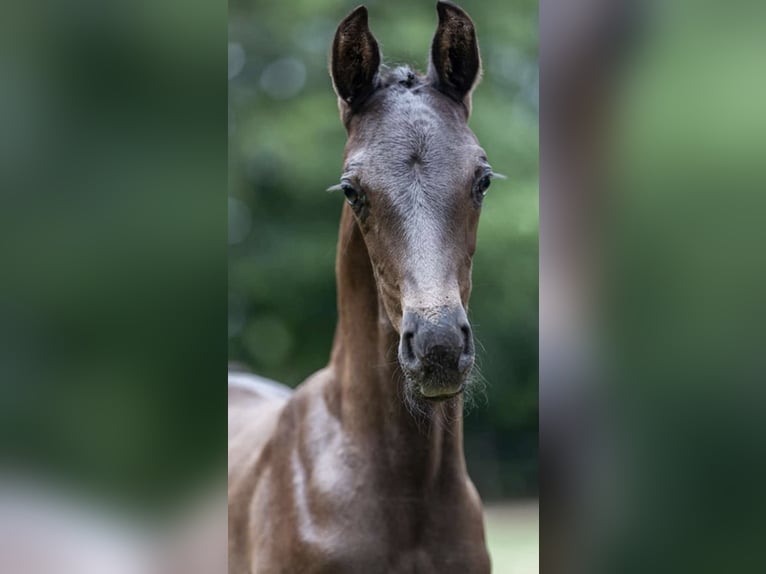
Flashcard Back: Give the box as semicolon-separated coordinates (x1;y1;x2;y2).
378;65;426;90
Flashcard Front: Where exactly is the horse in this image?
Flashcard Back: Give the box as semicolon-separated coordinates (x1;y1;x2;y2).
229;3;499;572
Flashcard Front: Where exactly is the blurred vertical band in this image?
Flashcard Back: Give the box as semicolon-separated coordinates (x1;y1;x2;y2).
541;0;766;572
0;0;227;511
540;2;640;570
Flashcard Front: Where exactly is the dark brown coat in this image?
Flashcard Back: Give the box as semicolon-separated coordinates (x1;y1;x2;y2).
229;4;497;572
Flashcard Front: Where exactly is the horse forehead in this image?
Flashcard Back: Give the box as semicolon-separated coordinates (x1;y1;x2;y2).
353;100;476;176
356;90;469;150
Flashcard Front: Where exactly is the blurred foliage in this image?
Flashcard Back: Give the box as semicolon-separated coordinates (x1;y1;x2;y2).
229;0;538;499
0;0;227;510
593;4;766;572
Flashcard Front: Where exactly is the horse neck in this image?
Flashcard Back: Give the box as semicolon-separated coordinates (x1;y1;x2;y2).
327;206;466;479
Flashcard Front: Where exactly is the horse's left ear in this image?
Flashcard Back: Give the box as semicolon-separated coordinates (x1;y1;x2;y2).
428;1;481;115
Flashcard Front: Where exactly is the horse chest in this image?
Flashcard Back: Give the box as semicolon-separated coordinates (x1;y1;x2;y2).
243;386;490;574
261;526;488;574
273;468;489;574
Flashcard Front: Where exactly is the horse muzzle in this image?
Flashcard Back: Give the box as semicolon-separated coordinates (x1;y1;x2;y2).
398;306;475;399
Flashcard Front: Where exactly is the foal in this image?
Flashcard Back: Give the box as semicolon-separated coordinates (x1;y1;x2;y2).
229;3;498;572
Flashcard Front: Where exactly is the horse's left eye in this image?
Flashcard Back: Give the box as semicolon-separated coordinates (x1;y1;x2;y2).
475;174;491;201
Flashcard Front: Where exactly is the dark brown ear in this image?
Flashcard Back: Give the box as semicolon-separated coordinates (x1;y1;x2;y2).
428;1;481;113
330;6;381;109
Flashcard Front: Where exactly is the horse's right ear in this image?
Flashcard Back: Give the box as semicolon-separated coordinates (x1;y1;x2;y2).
330;6;381;112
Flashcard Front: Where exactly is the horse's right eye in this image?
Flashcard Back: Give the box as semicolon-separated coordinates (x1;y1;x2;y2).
342;183;361;208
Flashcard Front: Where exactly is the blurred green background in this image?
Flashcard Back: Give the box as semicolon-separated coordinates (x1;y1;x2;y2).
0;0;227;510
228;0;539;503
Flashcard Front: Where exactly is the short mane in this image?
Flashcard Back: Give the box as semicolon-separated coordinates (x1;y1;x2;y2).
378;65;426;90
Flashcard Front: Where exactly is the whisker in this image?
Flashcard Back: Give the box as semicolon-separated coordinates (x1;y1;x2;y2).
472;330;488;355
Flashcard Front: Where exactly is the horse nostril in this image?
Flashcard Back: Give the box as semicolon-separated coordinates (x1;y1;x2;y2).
454;324;474;376
400;330;417;366
460;323;474;361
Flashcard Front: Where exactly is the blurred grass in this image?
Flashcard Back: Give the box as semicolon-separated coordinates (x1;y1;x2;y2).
485;501;539;573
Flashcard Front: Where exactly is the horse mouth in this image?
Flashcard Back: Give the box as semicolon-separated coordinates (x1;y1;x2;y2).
417;383;465;401
400;360;471;402
406;366;468;401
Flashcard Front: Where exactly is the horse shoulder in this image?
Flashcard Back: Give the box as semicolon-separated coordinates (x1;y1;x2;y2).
228;372;293;573
232;367;355;573
228;372;291;479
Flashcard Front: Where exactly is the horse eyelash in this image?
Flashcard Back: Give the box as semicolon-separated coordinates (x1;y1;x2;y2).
326;183;344;192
